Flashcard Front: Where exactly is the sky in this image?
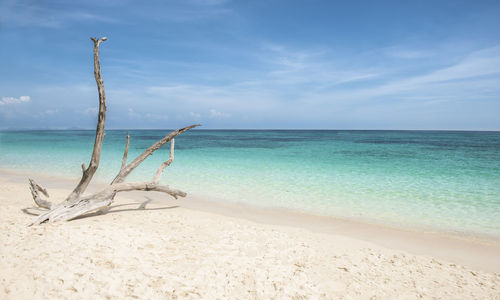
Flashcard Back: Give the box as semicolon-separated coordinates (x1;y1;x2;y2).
1;0;500;130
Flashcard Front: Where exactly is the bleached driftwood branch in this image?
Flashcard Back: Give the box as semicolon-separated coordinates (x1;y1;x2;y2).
28;179;52;210
111;126;197;184
65;37;108;203
27;37;199;225
120;133;130;171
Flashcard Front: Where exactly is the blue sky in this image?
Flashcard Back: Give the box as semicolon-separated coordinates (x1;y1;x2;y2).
1;0;499;129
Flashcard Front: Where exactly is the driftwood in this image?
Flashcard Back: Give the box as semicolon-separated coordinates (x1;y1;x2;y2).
27;37;199;225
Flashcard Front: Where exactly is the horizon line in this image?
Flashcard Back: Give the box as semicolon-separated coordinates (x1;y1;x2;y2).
1;128;500;132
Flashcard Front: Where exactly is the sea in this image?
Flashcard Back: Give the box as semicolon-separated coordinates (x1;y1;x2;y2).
1;130;499;239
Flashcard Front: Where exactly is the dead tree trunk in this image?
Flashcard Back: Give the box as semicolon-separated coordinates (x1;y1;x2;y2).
27;37;200;225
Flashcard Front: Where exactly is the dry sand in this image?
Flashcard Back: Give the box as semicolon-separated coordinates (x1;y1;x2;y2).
0;170;499;299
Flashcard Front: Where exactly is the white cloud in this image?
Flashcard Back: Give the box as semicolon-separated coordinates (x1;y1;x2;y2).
83;107;98;116
327;45;500;101
39;109;59;116
258;44;381;87
127;108;168;121
132;0;233;23
2;2;119;28
145;113;168;121
128;108;141;119
0;96;30;105
209;109;229;118
189;112;201;119
409;46;500;83
384;48;433;59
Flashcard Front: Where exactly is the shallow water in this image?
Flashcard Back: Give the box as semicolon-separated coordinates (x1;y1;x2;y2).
1;130;499;238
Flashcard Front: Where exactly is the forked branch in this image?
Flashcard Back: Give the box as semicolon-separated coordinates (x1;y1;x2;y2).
112;124;199;184
27;37;200;225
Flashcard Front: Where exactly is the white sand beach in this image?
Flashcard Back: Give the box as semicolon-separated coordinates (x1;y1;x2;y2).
0;169;499;299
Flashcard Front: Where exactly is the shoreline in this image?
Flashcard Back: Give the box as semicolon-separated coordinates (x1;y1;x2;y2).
2;129;499;244
3;165;499;243
1;167;499;298
2;166;500;273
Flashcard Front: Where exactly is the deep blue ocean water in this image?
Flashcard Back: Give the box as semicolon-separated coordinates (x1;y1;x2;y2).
1;130;499;238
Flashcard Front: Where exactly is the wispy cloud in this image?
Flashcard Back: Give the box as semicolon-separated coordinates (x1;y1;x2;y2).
38;109;59;116
127;108;141;119
384;48;433;59
82;107;98;116
189;111;201;119
209;108;229;118
0;1;119;28
126;108;168;121
410;46;500;83
121;42;499;128
257;44;381;88
0;96;30;105
2;0;499;130
127;0;233;24
336;45;500;100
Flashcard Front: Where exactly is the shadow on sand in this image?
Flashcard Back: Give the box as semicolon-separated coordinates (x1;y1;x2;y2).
21;196;179;221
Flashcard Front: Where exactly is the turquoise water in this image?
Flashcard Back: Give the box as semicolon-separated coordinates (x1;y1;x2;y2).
1;130;499;238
